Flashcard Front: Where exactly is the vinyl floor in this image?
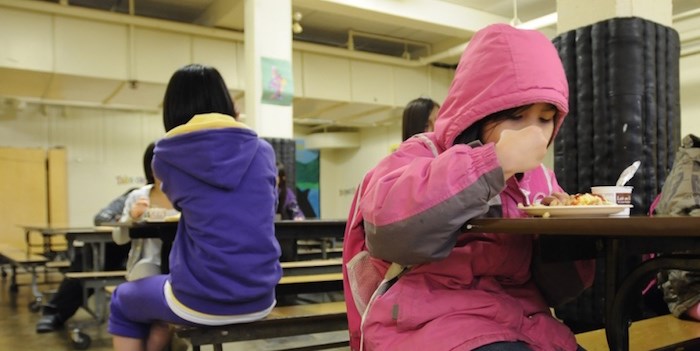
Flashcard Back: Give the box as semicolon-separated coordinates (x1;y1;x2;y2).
0;268;348;351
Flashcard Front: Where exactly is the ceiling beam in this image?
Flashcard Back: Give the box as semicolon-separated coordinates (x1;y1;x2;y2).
293;0;510;38
333;105;393;122
294;101;348;120
195;0;244;29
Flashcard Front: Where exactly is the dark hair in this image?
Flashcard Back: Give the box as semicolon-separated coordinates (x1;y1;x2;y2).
402;98;440;141
143;142;156;185
276;162;287;216
453;104;559;146
162;64;236;132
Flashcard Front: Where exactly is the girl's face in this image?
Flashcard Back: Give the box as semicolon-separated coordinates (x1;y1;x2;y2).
426;106;439;133
481;103;557;144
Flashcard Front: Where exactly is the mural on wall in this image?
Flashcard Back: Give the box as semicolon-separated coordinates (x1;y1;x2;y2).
295;140;320;218
261;57;294;106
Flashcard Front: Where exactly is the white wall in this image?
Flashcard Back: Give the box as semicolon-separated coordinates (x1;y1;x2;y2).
680;54;700;135
319;123;402;219
0;104;163;226
0;102;403;224
2;56;699;225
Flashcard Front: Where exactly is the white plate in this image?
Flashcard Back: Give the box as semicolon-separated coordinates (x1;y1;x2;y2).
144;214;180;223
520;205;633;217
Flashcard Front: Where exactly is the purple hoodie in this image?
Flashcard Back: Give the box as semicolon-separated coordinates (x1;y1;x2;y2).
153;113;282;316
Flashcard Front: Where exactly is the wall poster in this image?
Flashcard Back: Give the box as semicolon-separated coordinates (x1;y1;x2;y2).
261;57;294;106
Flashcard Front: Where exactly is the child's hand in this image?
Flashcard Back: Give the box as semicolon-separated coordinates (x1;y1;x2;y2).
495;126;549;179
129;197;150;220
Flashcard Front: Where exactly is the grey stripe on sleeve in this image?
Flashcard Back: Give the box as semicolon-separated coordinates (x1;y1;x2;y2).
365;168;504;266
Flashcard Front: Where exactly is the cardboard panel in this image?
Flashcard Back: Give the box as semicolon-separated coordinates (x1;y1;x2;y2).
302;53;351;101
133;27;191;83
54;17;128;80
48;147;68;249
350;61;394;105
192;36;239;90
0;148;47;249
0;8;52;71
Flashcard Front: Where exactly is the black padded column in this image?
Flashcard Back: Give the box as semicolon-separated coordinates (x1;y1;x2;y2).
550;17;681;332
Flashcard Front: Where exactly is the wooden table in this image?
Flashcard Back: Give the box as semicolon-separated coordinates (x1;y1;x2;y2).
20;225;88;258
63;227;115;271
20;226;113;270
107;219;347;273
463;216;700;351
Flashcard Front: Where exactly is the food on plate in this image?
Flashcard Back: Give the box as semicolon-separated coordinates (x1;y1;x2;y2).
556;193;611;206
519;193;612;208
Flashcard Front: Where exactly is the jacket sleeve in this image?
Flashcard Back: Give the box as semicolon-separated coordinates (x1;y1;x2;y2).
658;269;700;317
93;191;131;225
112;189;141;245
283;187;306;220
362;140;505;266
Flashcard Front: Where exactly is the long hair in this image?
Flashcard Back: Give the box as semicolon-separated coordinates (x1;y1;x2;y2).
453;104;560;146
276;162;287;217
162;64;236;132
143;142;156;185
402;97;439;141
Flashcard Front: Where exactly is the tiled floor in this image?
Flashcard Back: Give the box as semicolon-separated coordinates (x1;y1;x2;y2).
0;269;349;351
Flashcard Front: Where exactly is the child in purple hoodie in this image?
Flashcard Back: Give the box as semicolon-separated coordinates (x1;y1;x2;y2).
109;64;282;351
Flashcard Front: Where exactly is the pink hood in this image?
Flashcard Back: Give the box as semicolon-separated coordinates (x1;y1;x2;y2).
435;23;569;149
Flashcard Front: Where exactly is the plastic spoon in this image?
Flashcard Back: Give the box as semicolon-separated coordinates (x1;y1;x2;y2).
616;160;641;186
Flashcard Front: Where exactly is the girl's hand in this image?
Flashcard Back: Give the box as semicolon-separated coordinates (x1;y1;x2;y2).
129;197;149;220
495;126;549;180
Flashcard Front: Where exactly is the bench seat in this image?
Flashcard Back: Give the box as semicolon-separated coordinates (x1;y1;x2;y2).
64;270;127;279
575;314;700;351
0;244;49;304
276;272;343;296
45;260;71;270
0;245;48;265
176;301;348;351
280;258;342;276
65;270;127;326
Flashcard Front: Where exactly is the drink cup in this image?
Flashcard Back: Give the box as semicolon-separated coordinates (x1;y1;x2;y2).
591;186;633;216
145;207;167;221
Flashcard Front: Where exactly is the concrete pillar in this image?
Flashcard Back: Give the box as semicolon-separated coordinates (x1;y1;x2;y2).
244;0;294;138
557;0;672;33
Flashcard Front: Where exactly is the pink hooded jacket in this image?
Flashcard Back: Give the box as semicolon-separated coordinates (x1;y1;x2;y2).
342;24;594;351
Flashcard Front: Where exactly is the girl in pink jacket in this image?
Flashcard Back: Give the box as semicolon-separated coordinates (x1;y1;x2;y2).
342;24;594;351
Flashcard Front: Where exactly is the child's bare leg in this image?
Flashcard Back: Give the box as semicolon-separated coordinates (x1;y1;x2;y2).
146;322;172;351
113;335;145;351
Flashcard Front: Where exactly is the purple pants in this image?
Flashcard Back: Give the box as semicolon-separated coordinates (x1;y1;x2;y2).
108;274;194;339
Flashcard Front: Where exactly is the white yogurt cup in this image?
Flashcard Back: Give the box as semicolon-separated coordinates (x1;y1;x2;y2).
591;186;633;216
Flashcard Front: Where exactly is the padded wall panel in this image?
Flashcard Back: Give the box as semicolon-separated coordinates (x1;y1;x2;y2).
553;17;680;216
551;17;681;331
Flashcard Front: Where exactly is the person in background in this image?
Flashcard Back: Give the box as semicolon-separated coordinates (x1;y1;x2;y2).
658;270;700;321
276;162;305;221
342;24;594;351
401;97;440;141
93;188;137;225
276;162;306;262
109;64;281;351
35;180;143;332
112;142;177;281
